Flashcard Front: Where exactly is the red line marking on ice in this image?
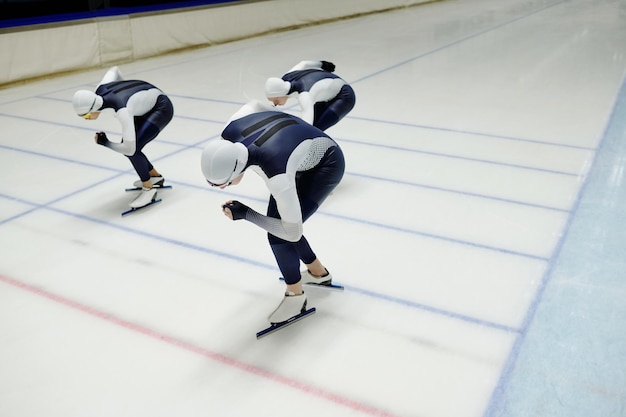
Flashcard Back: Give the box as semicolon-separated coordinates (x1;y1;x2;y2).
0;274;400;417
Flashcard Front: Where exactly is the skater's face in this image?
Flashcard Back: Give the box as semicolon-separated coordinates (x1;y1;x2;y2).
224;173;244;188
82;111;101;120
208;173;244;189
220;172;243;190
268;96;288;106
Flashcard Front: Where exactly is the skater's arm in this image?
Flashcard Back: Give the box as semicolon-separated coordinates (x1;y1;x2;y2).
99;66;123;85
223;200;303;242
289;60;334;72
99;109;136;155
297;92;315;125
222;181;303;242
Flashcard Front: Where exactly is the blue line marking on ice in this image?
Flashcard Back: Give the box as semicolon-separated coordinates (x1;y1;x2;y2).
0;190;522;334
338;137;581;177
0;139;568;220
345;116;596;151
349;1;567;86
350;171;569;213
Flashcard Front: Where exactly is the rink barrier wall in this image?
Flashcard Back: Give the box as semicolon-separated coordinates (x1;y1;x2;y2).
0;0;433;88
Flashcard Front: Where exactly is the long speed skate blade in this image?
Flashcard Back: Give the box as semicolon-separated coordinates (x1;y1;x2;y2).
279;276;344;290
125;185;172;192
121;198;162;216
256;307;316;339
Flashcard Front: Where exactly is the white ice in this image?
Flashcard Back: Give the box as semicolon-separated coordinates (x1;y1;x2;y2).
1;0;625;416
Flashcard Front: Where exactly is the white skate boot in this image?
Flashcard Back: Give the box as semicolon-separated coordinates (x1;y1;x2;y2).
300;269;333;286
132;176;164;188
268;291;307;324
129;187;157;209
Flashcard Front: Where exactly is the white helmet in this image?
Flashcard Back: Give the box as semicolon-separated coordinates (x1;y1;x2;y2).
72;90;103;116
201;140;248;186
264;77;290;98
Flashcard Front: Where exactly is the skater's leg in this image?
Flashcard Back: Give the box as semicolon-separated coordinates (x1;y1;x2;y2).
127;152;153;185
124;125;159;208
131;95;173;186
304;258;329;277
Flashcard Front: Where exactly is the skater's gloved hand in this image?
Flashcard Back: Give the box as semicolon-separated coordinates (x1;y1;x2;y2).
222;200;249;221
320;61;335;72
95;132;109;146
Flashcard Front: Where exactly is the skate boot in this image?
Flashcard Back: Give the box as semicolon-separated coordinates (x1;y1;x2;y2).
300;269;333;286
268;291;307;324
129;187;157;209
132;176;164;188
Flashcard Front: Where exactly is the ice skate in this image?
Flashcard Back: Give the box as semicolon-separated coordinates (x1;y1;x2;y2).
299;269;344;290
131;176;164;188
129;187;157;209
301;269;333;286
256;291;315;338
268;291;308;324
126;176;171;192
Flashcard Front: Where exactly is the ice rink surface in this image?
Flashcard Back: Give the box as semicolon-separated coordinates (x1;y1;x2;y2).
1;0;625;416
